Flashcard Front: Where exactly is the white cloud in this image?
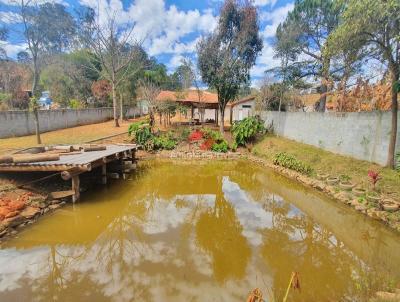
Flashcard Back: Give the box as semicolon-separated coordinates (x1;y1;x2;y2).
0;11;21;24
0;41;27;57
167;54;185;69
260;3;294;38
78;0;217;57
254;0;277;7
0;0;67;6
251;3;294;79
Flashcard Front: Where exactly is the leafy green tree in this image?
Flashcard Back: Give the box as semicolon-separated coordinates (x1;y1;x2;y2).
16;1;76;95
328;0;400;168
274;0;344;111
197;0;263;133
11;1;76;143
144;60;181;90
173;63;194;91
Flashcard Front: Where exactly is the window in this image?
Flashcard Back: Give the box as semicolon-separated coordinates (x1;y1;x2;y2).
242;105;252;108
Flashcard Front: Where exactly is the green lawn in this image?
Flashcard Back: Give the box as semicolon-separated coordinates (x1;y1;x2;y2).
252;134;400;198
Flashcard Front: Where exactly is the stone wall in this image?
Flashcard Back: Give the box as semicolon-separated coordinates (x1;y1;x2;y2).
0;107;142;138
260;111;400;166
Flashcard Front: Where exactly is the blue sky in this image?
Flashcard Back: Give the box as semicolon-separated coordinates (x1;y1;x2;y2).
0;0;295;85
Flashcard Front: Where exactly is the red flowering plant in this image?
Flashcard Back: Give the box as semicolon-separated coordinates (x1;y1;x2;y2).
200;138;214;150
368;170;381;191
188;129;203;142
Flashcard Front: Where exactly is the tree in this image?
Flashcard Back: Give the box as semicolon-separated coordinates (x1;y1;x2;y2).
328;0;400;168
179;58;209;123
11;0;76;143
91;80;111;106
82;12;144;127
137;79;161;130
174;62;194;91
197;0;262;133
15;1;76;95
275;0;344;111
0;27;8;59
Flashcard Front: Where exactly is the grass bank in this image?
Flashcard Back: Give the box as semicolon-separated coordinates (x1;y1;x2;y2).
252;134;400;198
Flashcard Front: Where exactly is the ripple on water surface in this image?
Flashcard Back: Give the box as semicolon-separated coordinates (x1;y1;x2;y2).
0;160;399;302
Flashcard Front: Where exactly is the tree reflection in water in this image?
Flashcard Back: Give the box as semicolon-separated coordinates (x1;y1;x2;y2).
0;160;399;302
196;191;251;283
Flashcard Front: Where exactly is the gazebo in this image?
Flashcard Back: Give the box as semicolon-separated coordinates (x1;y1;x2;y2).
156;90;221;124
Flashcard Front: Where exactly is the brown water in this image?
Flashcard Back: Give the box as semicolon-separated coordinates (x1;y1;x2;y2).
0;160;399;302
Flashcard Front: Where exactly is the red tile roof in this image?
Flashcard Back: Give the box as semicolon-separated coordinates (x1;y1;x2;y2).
157;90;218;104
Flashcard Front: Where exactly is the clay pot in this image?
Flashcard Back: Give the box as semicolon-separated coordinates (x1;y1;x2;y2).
383;203;399;212
339;181;355;191
366;192;381;205
326;177;339;185
352;187;366;197
317;173;330;181
381;199;400;212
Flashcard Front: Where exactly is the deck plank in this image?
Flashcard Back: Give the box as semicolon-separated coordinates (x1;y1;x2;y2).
0;144;137;172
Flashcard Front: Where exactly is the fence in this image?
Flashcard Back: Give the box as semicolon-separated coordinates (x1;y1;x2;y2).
0;107;142;139
260;111;400;166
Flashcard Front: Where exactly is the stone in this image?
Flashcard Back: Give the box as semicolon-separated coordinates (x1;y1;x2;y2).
49;204;61;210
366;208;380;220
5;211;19;218
375;291;400;301
355;205;367;212
2;215;25;228
20;206;40;219
334;191;350;203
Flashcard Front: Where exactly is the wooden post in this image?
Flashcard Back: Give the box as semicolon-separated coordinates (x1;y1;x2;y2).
101;164;107;185
72;175;80;203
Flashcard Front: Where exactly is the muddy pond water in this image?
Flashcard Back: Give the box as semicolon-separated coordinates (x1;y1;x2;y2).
0;160;399;302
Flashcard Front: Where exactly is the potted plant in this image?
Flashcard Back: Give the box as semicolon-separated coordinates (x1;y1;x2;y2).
366;191;381;205
339;174;355;191
381;199;400;212
352;187;366;197
368;170;381;191
326;176;339;185
316;171;330;180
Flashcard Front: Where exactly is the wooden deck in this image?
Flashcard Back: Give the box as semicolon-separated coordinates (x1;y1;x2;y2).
0;144;138;202
0;144;137;172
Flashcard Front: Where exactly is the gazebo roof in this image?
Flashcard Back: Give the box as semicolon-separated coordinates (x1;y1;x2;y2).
156;90;219;109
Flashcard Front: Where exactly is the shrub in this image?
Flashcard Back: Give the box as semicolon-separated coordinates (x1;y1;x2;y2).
231;116;264;146
396;152;400;173
128;120;149;136
211;140;229;153
202;128;224;141
188;129;203;141
128;121;153;149
200;138;214;151
273;152;313;175
181;128;191;141
135;126;153;148
153;132;177;150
